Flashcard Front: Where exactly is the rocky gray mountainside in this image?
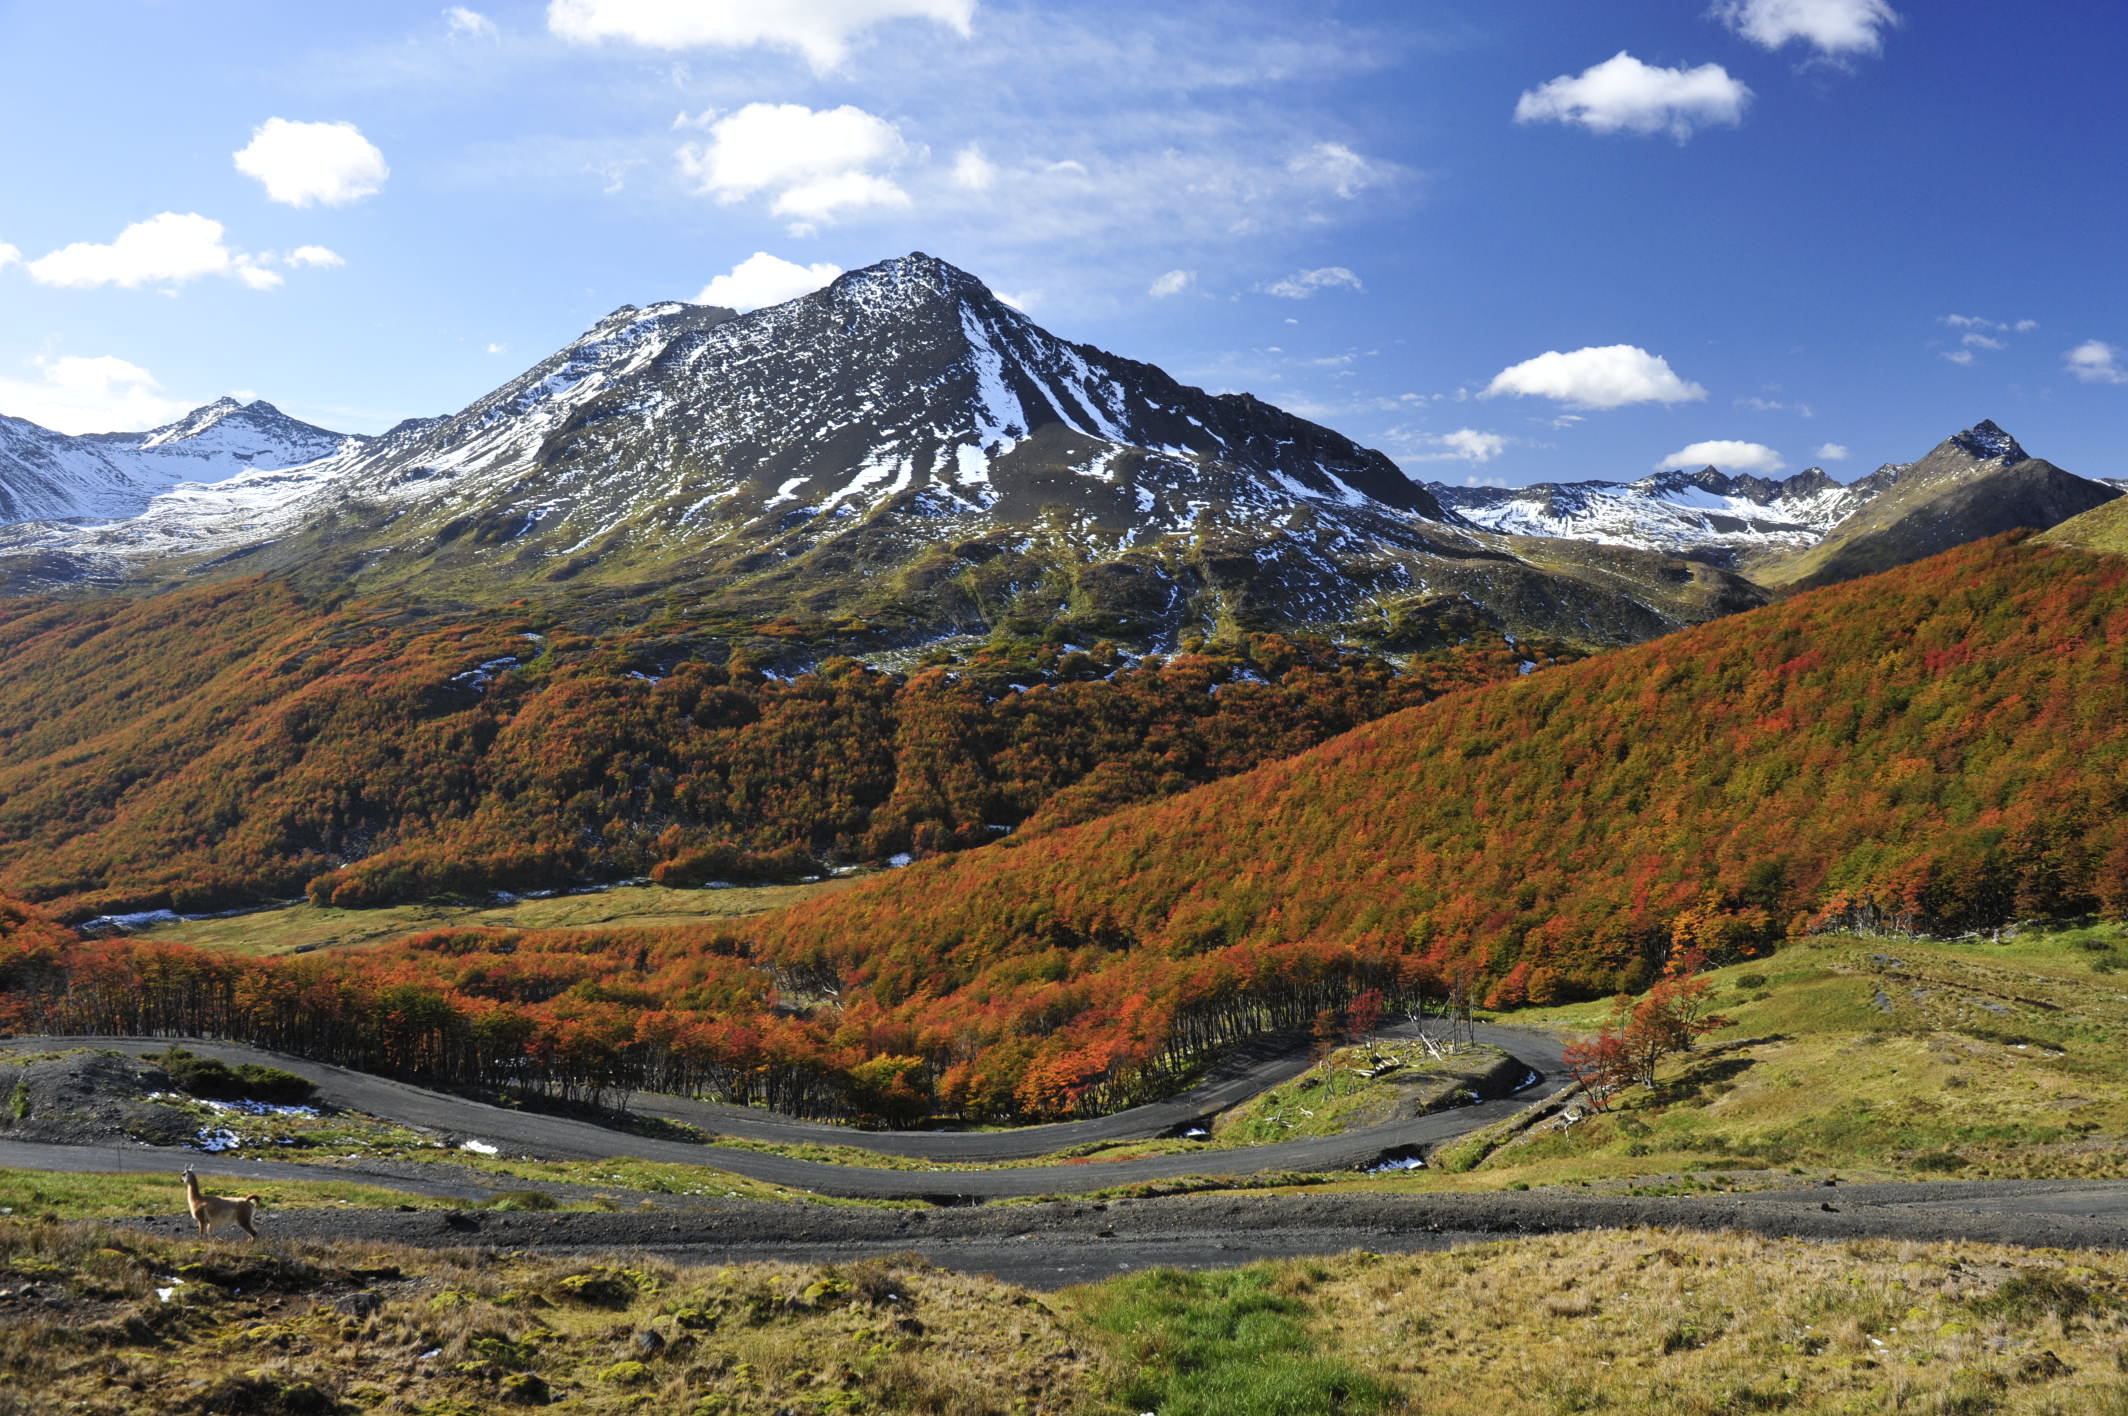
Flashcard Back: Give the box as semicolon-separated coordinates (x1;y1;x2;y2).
1750;420;2119;588
0;397;359;525
0;254;1761;651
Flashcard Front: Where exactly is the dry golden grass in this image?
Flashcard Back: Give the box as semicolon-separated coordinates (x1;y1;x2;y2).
4;1217;2126;1415
1065;1229;2128;1416
0;1219;1093;1415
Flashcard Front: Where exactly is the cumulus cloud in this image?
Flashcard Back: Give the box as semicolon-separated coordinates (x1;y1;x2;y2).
1410;428;1509;464
0;242;17;271
1712;0;1899;57
1263;266;1362;299
24;212;269;290
1515;52;1751;141
1814;442;1851;461
0;355;193;435
1657;439;1787;473
444;6;496;37
696;251;844;311
2067;340;2127;385
234;119;390;207
1484;345;1708;410
286;245;345;268
676;103;910;231
548;0;975;73
1148;269;1195;298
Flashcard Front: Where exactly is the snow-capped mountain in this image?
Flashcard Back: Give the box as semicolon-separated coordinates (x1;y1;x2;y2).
0;398;359;526
0;254;1764;648
1431;465;1864;561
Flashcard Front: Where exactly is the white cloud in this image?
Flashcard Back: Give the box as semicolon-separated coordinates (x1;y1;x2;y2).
1961;332;2005;350
1738;395;1813;416
1515;52;1751;141
547;0;976;73
772;171;912;225
2067;340;2127;386
1942;349;1976;366
696;251;844;311
1149;269;1195;298
1712;0;1899;57
0;355;193;435
0;242;18;271
234;119;390;207
25;212;260;290
1286;142;1383;199
1415;428;1509;464
444;6;496;37
950;143;996;191
1657;439;1786;473
1814;442;1851;461
1943;314;2036;336
994;289;1037;310
236;265;285;291
676;103;910;230
286;245;345;268
1485;345;1708;410
485;342;507;354
1263;266;1362;299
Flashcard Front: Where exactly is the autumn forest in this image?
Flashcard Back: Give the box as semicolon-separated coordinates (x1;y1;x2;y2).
3;531;2124;1120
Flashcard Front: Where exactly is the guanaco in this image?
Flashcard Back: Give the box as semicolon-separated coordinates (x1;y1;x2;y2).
180;1167;262;1240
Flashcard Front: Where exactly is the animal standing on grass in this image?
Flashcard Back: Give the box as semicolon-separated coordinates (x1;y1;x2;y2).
180;1167;262;1240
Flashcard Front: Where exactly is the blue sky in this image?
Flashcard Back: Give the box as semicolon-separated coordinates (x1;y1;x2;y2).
1;0;2122;489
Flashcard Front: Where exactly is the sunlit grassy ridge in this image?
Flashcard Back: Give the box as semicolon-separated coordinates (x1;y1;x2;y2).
5;1220;2128;1414
143;879;855;957
1336;928;2128;1194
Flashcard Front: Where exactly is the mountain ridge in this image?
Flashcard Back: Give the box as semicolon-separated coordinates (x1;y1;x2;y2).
0;253;1759;653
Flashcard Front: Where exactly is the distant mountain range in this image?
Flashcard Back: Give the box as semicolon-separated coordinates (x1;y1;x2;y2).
1426;419;2116;578
0;398;357;524
0;255;2111;653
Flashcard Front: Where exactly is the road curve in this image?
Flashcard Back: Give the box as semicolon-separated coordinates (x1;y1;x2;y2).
0;1029;1567;1200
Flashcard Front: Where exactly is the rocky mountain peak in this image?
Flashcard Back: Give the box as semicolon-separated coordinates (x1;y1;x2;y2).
1949;418;2027;465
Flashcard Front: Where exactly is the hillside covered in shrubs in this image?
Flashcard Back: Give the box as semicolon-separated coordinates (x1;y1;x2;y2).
0;580;1551;920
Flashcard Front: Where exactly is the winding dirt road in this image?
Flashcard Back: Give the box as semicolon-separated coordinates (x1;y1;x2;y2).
7;1032;2125;1287
0;1028;1567;1200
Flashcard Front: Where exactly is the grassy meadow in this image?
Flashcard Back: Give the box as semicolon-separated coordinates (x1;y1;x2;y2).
136;879;858;956
4;1219;2128;1414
